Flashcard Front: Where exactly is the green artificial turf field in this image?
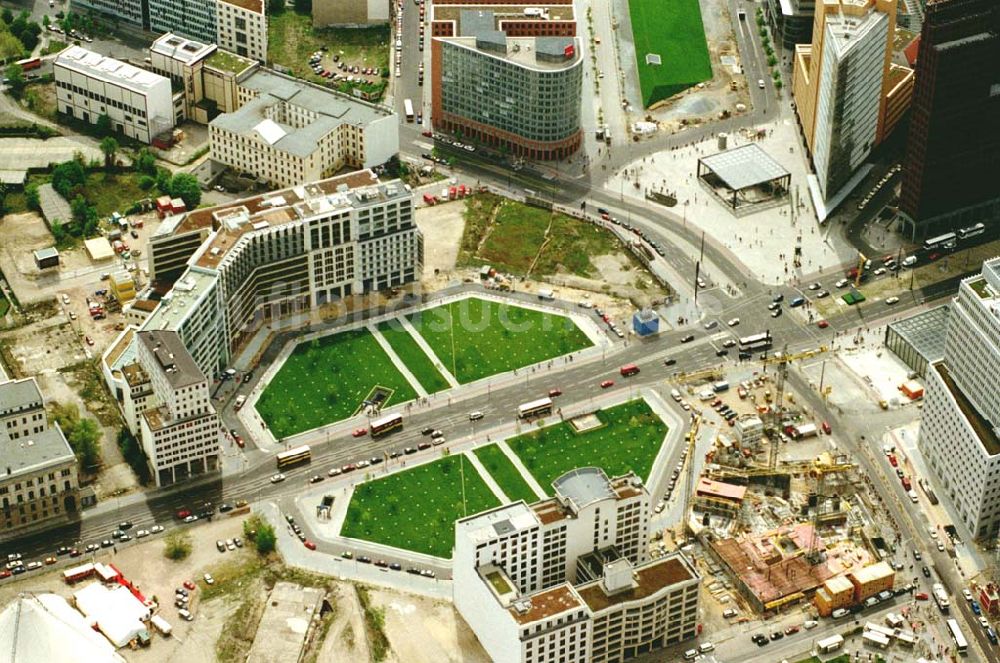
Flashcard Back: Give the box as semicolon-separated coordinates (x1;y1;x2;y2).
628;0;713;106
407;297;592;384
256;329;418;439
508;399;668;494
376;320;451;393
473;445;542;505
341;454;501;558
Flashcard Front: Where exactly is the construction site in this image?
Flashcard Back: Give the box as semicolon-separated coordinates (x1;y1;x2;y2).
668;348;903;618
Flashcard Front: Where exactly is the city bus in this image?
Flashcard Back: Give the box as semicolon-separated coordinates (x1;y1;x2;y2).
947;618;968;655
370;412;403;438
15;57;41;71
738;332;773;351
620;363;640;377
403;98;414;122
924;232;957;251
518;397;553;420
276;445;312;469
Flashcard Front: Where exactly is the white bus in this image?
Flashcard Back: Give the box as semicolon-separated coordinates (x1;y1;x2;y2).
924;232;957;251
518;397;553;419
739;332;773;352
816;634;844;653
403;98;414;122
957;222;985;241
947;618;968;654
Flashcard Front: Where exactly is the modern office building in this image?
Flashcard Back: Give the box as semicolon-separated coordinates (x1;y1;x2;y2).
148;0;217;48
209;69;399;188
765;0;817;53
898;0;1000;240
126;330;222;487
455;468;701;663
313;0;389;26
54;46;175;143
792;0;913;216
0;378;80;540
919;257;1000;539
102;170;421;389
430;3;583;160
884;304;950;378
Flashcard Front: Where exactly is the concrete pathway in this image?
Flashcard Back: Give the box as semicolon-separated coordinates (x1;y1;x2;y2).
398;315;461;388
496;441;549;499
368;324;429;398
462;450;510;503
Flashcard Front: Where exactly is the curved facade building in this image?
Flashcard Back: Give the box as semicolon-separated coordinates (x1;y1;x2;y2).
431;6;582;160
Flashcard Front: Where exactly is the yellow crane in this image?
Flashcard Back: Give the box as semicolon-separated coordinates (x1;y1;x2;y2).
665;367;723;386
760;346;828;468
677;413;701;539
854;251;868;288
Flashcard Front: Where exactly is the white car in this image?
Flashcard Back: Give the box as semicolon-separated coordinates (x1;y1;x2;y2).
135;529;150;538
758;79;765;89
203;573;215;585
981;616;991;629
61;294;70;305
803;620;819;629
964;589;974;601
835;278;850;288
727;318;740;327
150;525;164;534
270;473;286;483
808;282;821;290
874;267;887;276
886;296;900;305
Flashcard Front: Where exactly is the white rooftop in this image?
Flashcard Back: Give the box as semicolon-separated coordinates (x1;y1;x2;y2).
253;118;287;145
457;502;540;546
150;33;217;65
56;46;169;91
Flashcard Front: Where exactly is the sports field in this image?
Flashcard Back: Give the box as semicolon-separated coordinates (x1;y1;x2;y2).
628;0;712;107
256;329;418;439
375;320;451;393
341;455;501;558
508;399;668;494
408;297;592;383
473;445;542;505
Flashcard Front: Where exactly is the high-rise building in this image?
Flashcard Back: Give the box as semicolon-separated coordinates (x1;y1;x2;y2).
454;468;701;663
0;378;80;539
898;0;1000;239
430;3;583;160
765;0;817;53
792;0;913;215
919;257;1000;539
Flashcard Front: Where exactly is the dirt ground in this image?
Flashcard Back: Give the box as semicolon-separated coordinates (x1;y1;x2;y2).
414;200;465;284
0;515;251;663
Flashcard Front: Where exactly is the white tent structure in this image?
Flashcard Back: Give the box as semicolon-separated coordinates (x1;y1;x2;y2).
0;593;126;663
74;582;151;648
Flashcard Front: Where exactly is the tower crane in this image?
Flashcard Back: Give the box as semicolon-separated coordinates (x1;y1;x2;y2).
676;413;701;539
760;346;828;469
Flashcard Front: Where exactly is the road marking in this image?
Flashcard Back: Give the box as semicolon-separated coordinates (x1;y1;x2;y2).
414;141;433;151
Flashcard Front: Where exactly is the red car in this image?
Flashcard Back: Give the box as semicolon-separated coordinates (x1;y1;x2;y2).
418;441;432;450
888;454;898;467
784;625;800;635
600;380;615;389
176;509;192;520
234;435;244;448
421;130;433;137
915;592;929;601
0;569;11;579
85;335;94;346
816;320;829;329
352;428;368;438
183;580;196;591
303;540;317;550
821;421;831;435
548;388;562;397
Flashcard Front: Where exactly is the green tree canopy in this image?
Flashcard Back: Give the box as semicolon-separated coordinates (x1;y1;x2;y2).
168;172;202;208
4;64;25;98
99;136;119;170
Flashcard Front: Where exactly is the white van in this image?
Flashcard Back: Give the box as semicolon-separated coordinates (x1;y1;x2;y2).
902;255;917;267
177;608;193;621
670;388;682;402
699;389;715;402
908;489;919;503
699;642;715;653
468;411;484;421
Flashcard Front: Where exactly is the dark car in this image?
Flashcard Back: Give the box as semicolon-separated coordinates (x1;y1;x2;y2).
418;442;432;450
56;546;72;556
769;631;784;641
421;427;435;436
118;521;133;530
389;562;402;571
219;503;233;513
922;566;931;578
680;334;695;343
716;349;729;357
404;447;417;455
664;358;677;366
358;556;372;564
772;293;784;303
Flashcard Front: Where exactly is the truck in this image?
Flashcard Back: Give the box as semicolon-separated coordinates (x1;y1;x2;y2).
537;289;554;301
919;478;939;505
422;193;437;206
933;583;950;613
403;98;414;122
792;422;818;439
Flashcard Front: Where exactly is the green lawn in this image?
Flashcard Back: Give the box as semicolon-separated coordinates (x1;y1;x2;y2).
473;445;541;505
628;0;713;107
341;454;501;558
82;171;149;218
407;297;592;384
256;329;418;439
508;400;668;494
376;320;451;394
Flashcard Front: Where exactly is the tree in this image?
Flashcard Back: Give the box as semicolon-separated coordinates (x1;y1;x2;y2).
293;0;311;13
42;15;49;28
135;148;157;175
99;136;119;170
242;514;276;554
3;64;25;99
168;172;201;208
164;530;192;560
51;159;86;198
95;113;112;137
138;175;155;191
155;168;171;195
67;417;101;468
25;183;39;210
267;0;285;14
1;9;12;24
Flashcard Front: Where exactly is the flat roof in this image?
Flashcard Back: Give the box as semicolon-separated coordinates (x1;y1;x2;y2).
850;561;894;585
219;0;264;14
508;585;583;625
530;498;568;525
699;143;791;191
206;49;256;75
0;377;43;415
886;304;950;364
138;329;205;389
457;501;539;546
84;237;116;261
696;478;747;501
934;361;1000;456
553;467;615;512
577;554;696;613
150;33;216;65
0;426;75;479
142;268;218;331
56;46;168;92
33;246;59;260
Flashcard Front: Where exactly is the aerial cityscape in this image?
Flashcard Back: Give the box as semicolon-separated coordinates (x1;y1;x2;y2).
0;0;997;660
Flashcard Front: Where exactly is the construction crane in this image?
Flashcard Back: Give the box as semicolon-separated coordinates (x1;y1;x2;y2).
760;346;828;469
677;413;701;539
853;251;868;288
666;367;723;386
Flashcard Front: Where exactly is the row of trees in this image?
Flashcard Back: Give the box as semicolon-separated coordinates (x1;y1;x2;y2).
1;9;42;55
49;402;102;470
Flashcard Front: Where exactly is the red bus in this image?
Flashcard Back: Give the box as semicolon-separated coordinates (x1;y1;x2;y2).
620;364;640;377
15;58;42;71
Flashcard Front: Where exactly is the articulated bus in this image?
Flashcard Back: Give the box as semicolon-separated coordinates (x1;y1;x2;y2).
276;445;312;469
370;412;403;438
924;232;957;251
518;397;553;420
738;332;773;351
947;618;968;655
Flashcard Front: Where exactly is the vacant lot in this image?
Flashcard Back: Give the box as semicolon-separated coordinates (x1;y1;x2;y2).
628;0;712;106
341;455;500;558
376;320;450;393
256;328;418;439
408;297;592;384
268;10;390;101
459;195;623;278
508;400;668;494
473;445;540;505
